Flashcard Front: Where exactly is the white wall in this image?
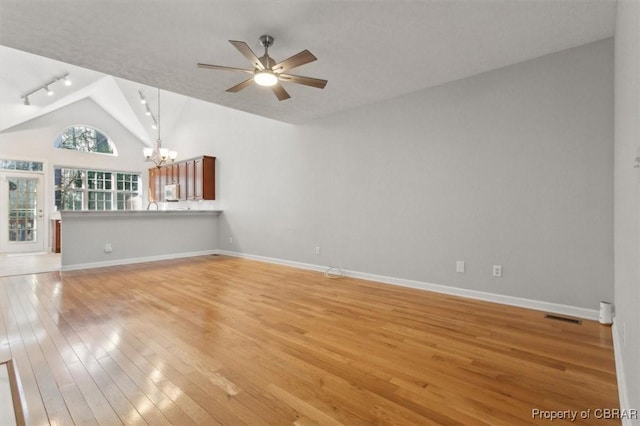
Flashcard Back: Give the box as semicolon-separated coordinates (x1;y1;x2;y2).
171;39;614;311
0;97;149;250
1;97;146;172
614;0;640;414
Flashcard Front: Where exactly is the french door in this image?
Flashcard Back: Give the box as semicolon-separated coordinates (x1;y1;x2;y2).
0;173;45;253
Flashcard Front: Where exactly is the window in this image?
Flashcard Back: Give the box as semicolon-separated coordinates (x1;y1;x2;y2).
54;126;117;155
55;167;140;211
54;168;84;210
0;159;43;172
116;173;140;210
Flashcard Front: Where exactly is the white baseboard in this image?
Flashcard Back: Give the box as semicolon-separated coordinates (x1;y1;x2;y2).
612;322;633;426
216;250;327;273
61;250;219;271
217;249;599;321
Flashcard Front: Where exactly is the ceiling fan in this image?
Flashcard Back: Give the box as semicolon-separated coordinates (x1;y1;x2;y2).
197;35;327;101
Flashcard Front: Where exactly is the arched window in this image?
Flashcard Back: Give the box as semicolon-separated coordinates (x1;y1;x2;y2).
54;126;117;155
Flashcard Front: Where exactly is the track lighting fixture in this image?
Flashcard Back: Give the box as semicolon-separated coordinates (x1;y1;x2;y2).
20;73;72;106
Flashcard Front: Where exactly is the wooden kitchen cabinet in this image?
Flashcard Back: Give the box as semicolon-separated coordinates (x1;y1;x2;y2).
148;155;215;202
54;220;61;253
148;168;159;202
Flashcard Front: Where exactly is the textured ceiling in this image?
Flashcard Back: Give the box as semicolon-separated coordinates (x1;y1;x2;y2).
0;0;616;125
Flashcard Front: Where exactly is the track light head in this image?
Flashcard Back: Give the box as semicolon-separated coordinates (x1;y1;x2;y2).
63;76;72;86
23;96;30;106
45;86;54;96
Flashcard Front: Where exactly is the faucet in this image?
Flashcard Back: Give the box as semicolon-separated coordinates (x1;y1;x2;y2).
146;200;158;210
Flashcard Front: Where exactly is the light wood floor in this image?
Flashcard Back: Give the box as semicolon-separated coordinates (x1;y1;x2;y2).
0;252;61;277
0;255;619;425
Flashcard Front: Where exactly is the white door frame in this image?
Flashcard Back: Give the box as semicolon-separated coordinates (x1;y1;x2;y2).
0;172;46;254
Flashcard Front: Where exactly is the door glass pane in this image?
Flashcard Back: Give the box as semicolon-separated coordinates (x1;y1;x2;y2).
8;178;38;242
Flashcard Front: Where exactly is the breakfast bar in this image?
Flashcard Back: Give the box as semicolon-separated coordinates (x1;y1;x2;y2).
60;210;221;271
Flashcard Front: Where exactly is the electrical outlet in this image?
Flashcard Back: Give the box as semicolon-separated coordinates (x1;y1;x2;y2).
104;243;112;253
456;261;465;273
315;246;321;255
492;265;502;277
228;237;233;244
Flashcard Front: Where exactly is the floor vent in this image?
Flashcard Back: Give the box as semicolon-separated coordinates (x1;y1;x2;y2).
544;314;582;325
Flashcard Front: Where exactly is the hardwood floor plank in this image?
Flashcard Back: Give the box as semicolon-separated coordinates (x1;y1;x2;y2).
3;284;51;425
0;255;620;425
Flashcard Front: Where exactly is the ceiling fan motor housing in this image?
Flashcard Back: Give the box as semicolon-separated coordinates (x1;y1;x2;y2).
259;34;274;48
259;55;276;68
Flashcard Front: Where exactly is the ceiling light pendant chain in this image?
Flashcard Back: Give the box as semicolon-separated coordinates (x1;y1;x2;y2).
157;87;162;151
142;87;177;167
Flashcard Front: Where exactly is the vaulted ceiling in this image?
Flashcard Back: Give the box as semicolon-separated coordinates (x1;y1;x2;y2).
0;0;616;132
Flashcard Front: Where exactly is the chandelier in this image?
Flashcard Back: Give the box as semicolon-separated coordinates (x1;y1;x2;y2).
141;88;177;167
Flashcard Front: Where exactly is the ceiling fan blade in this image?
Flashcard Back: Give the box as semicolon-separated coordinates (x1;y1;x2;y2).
197;63;254;74
226;78;255;93
271;83;291;101
272;50;317;73
278;73;328;89
229;40;265;70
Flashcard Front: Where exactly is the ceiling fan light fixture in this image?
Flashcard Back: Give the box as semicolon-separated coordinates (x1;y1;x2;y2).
197;35;326;101
254;70;278;87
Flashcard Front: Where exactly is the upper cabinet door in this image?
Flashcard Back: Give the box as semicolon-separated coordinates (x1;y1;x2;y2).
186;160;195;200
148;168;156;202
194;158;204;200
178;162;188;201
